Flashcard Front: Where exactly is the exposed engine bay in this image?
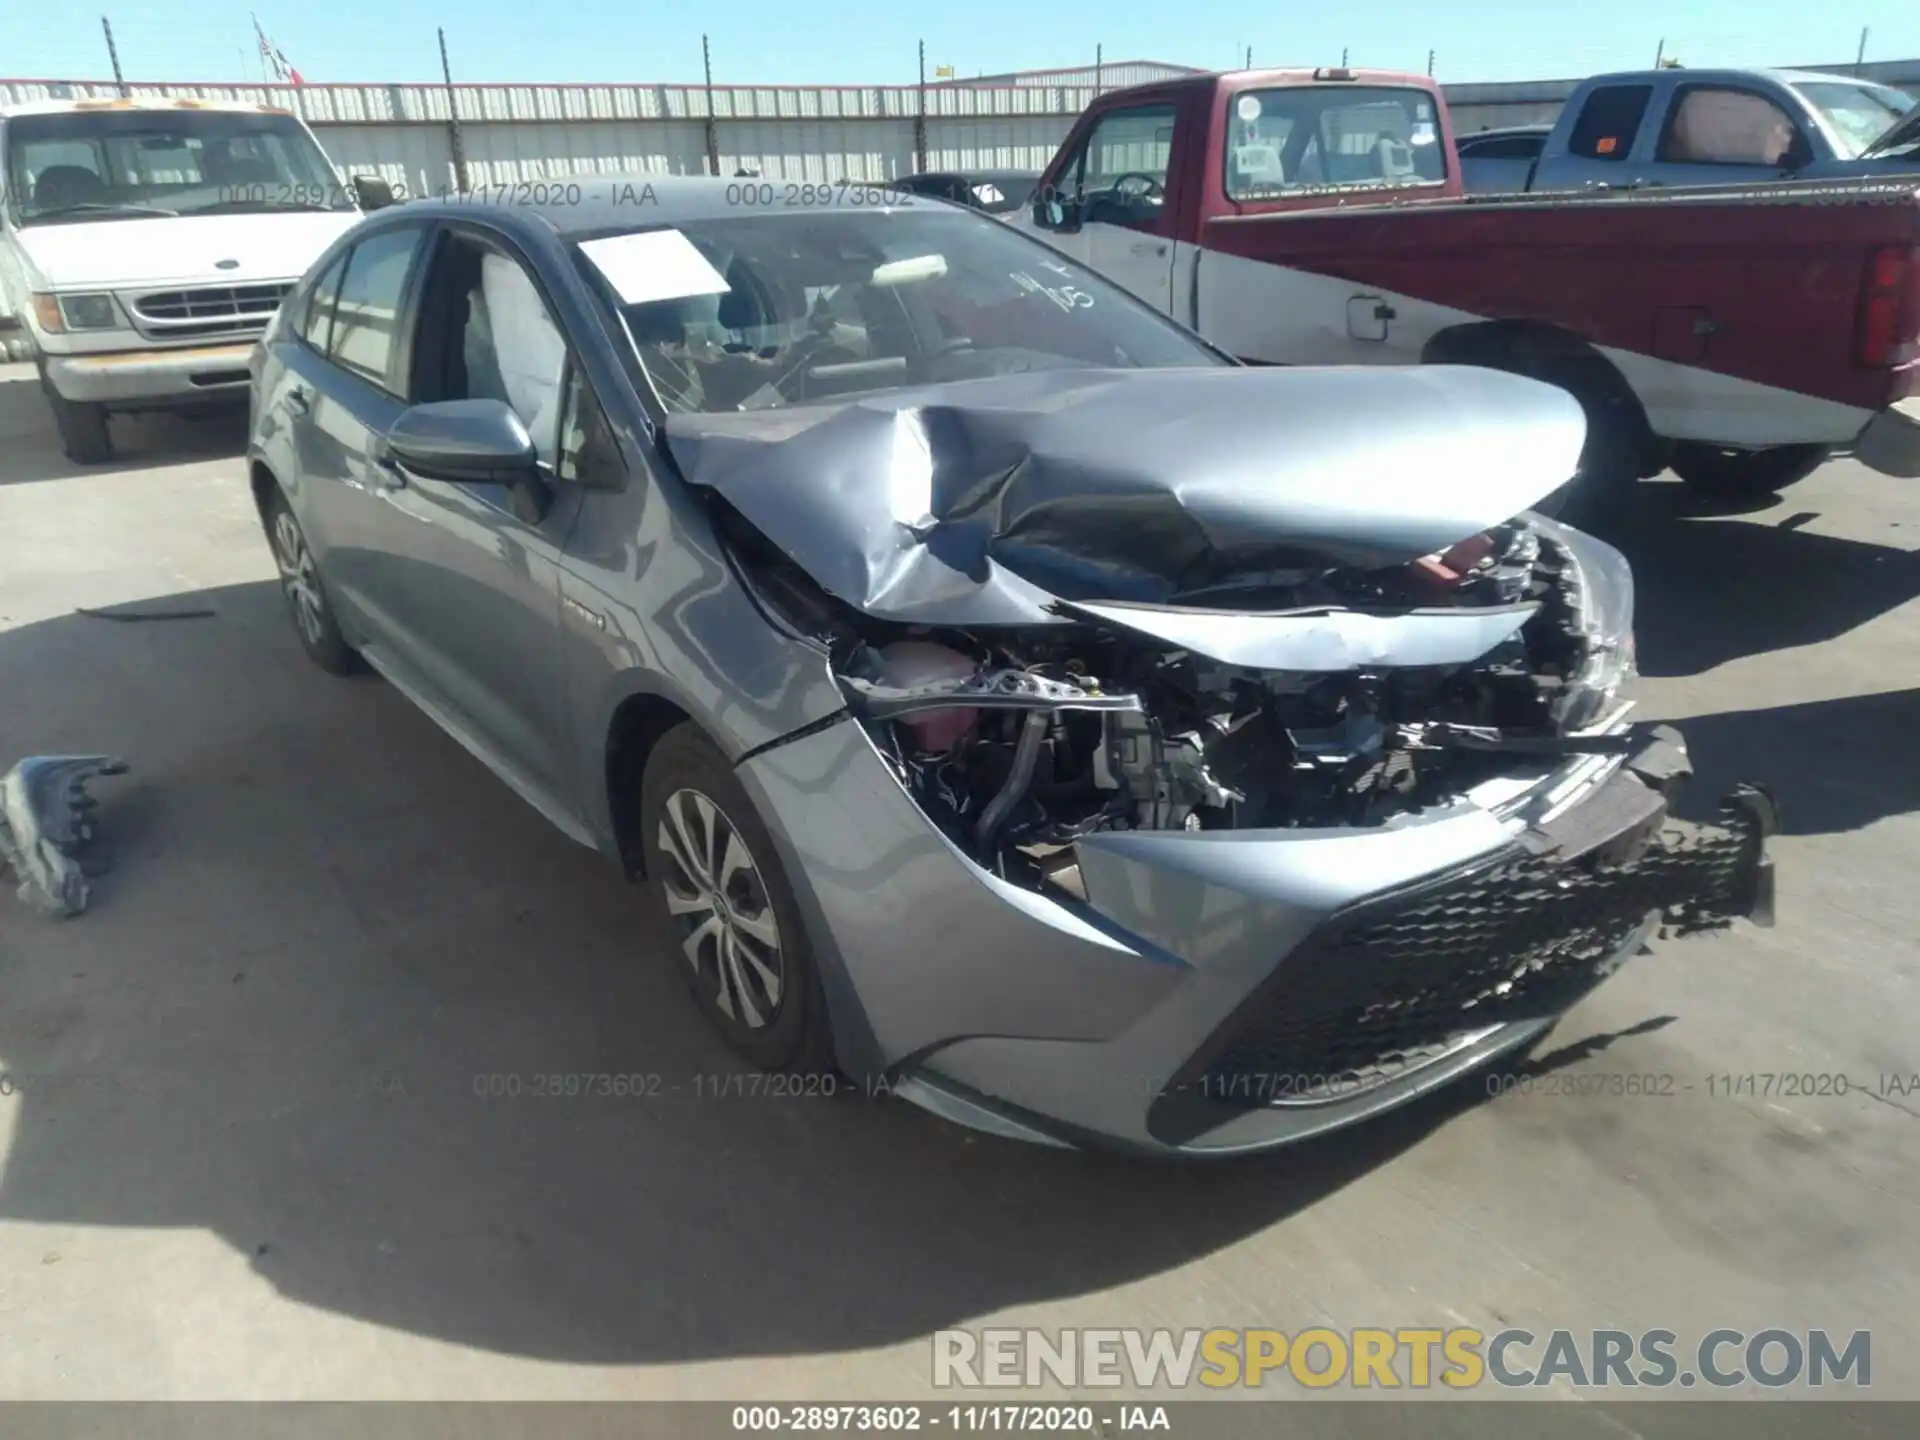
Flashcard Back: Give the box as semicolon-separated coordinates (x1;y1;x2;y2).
724;504;1639;895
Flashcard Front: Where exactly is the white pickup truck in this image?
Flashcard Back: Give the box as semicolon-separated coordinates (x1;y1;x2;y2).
0;97;393;462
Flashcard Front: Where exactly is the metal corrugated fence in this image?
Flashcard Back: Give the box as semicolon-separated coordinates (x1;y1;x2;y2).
6;62;1919;322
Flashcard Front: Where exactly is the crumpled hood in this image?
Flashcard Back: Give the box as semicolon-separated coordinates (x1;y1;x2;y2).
13;211;361;290
665;364;1585;627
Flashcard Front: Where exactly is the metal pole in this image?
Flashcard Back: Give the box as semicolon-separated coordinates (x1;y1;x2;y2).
703;34;719;176
438;27;468;195
915;40;928;174
1341;47;1349;68
1427;49;1435;77
1856;27;1870;73
1244;46;1252;70
1654;38;1665;68
101;17;128;95
1095;44;1103;96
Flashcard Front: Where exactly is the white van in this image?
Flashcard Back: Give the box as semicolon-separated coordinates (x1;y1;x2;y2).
0;98;393;462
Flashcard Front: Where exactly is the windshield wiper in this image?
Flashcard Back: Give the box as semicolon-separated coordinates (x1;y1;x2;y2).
24;201;179;221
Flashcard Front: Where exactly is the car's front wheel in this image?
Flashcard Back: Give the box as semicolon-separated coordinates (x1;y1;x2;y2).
262;487;360;675
640;723;835;1074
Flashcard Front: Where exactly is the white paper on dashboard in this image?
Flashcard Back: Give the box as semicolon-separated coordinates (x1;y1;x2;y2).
578;229;731;306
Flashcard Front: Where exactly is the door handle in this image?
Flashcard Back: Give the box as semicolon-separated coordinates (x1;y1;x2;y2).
1129;241;1169;256
284;387;311;417
369;442;408;491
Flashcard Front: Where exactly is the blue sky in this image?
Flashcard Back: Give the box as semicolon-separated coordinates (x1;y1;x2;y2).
11;1;1920;87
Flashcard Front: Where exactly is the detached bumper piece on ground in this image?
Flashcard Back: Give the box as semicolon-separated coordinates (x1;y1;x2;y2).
0;755;129;917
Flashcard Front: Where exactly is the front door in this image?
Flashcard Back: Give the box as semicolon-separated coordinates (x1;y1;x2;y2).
1639;85;1809;187
360;227;587;811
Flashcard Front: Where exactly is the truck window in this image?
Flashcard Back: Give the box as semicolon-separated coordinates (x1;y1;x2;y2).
1566;85;1654;160
1793;80;1915;159
1658;88;1799;166
1223;86;1445;200
3;108;350;225
1067;104;1177;229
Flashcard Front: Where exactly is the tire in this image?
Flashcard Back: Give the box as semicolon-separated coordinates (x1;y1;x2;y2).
38;365;113;465
640;723;835;1074
1440;349;1647;528
1669;442;1829;498
261;486;360;675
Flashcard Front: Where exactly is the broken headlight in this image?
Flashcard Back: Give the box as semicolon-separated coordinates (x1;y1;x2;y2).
1544;519;1637;733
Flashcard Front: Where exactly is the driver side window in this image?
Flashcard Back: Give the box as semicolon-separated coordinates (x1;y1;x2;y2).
1074;103;1176;231
410;231;568;466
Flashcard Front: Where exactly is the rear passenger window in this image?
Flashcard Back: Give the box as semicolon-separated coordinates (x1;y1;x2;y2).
297;253;346;353
330;226;424;392
1568;85;1654;160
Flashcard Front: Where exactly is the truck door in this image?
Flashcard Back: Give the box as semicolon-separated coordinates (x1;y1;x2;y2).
1047;102;1181;314
1546;83;1658;190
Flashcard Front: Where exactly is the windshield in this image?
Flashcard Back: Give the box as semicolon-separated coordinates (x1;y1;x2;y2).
1794;81;1918;159
588;208;1224;416
1225;85;1447;199
3;109;350;224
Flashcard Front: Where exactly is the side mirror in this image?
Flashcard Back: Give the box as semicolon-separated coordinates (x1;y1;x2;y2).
386;399;551;520
1033;192;1078;233
1781;133;1814;171
353;175;397;211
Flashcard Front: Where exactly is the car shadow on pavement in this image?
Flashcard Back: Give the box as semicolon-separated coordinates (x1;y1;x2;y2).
0;580;1502;1367
1659;687;1920;836
1585;479;1920;679
0;372;247;487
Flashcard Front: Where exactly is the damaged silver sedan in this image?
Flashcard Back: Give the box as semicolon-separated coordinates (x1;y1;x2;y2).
246;179;1774;1156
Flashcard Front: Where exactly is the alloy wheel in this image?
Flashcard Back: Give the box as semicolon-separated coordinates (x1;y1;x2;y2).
656;787;786;1029
272;510;326;647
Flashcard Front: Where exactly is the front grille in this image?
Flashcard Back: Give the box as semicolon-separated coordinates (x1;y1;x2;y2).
1148;787;1773;1141
128;283;292;341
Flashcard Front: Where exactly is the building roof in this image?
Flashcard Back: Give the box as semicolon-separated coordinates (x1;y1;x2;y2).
928;59;1204;87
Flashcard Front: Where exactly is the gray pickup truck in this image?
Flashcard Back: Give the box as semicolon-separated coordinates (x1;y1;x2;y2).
1462;67;1920;194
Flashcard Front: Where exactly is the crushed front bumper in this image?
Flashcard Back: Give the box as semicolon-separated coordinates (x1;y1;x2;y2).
737;717;1775;1158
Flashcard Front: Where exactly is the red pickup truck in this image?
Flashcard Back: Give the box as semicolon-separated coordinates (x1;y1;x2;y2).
1008;67;1920;499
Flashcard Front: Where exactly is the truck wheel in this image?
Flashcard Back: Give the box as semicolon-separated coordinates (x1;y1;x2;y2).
36;362;114;465
1432;345;1649;528
1534;403;1639;528
639;723;836;1076
1669;442;1829;498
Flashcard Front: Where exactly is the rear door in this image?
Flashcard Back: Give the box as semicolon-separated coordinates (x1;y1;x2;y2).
1539;83;1659;189
287;222;429;634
